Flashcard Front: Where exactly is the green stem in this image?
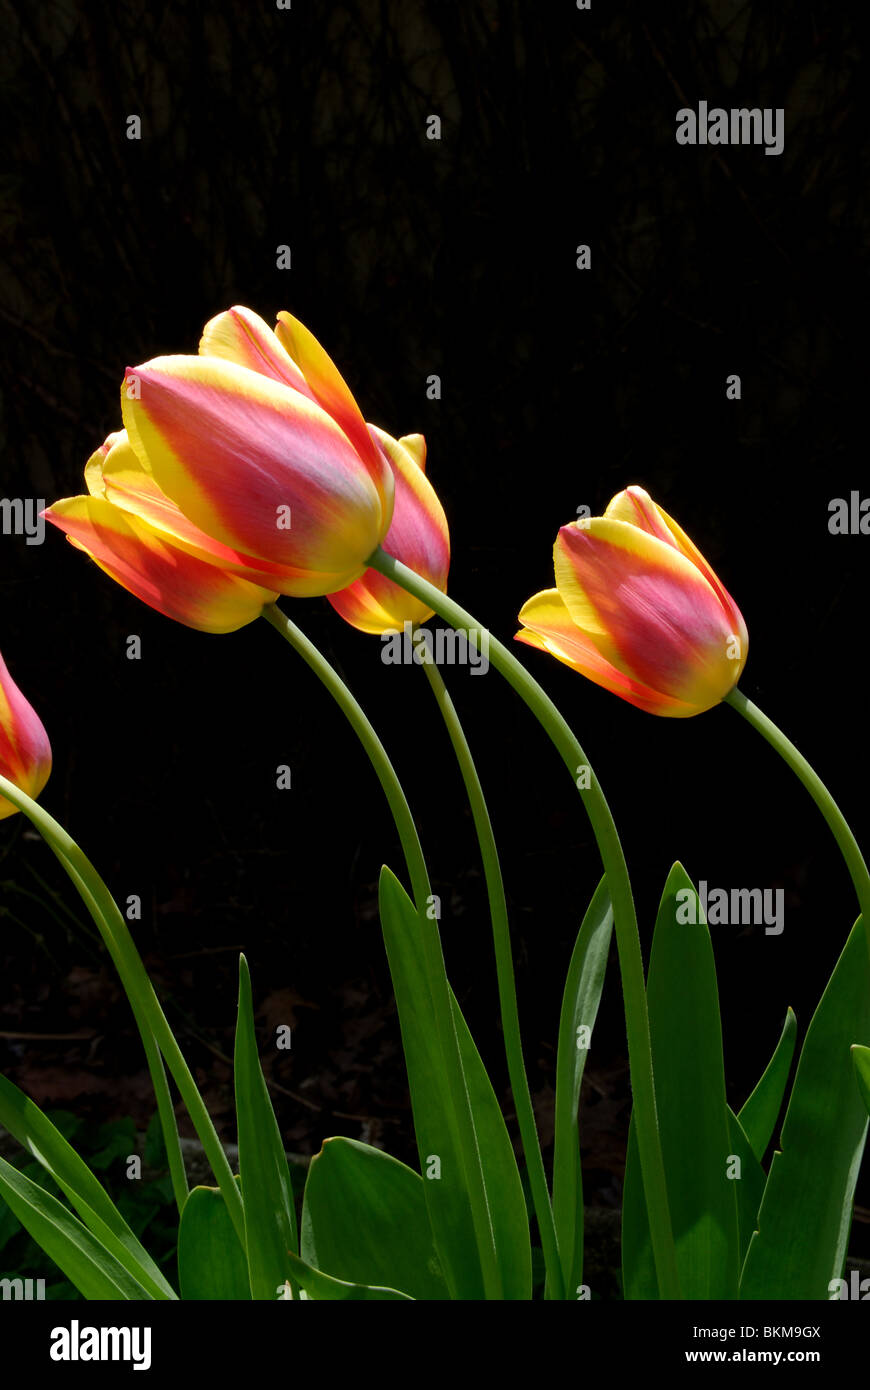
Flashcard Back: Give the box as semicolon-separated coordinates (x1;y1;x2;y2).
724;688;870;960
366;547;682;1300
260;607;428;910
418;651;565;1300
0;774;245;1242
260;603;504;1300
53;853;190;1217
4;802;186;1214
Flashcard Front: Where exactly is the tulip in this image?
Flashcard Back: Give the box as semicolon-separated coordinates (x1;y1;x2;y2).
516;485;747;717
0;650;51;818
325;427;450;634
45;307;397;626
198;306;450;634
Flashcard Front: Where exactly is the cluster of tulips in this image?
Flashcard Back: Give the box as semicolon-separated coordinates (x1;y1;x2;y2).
0;306;868;1300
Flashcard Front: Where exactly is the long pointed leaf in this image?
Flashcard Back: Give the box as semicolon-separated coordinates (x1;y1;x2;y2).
726;1107;767;1270
552;875;613;1296
0;1154;153;1300
234;954;298;1299
379;865;531;1300
622;863;740;1300
740;916;870;1299
0;1071;176;1299
852;1045;870;1116
737;1007;797;1161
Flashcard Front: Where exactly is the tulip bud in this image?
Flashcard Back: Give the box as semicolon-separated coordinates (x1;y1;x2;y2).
0;651;52;818
516;486;747;717
45;307;404;626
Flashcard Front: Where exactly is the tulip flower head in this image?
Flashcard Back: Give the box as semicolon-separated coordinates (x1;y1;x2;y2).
516;486;747;717
45;307;398;631
200;308;450;634
0;650;52;818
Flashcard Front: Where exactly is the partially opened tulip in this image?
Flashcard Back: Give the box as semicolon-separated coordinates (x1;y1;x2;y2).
0;650;51;818
45;306;397;629
516;485;747;717
197;307;450;634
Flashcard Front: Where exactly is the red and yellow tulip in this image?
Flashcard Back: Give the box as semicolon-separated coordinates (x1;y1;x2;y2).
200;307;449;633
516;486;747;717
45;307;398;631
0;650;51;818
326;427;450;634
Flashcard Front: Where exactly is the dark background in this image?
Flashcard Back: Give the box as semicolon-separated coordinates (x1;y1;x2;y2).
1;0;868;1269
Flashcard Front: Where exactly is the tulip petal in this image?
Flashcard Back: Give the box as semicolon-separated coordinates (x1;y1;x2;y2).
327;426;449;634
398;433;427;473
603;486;677;547
0;652;52;817
554;519;746;712
87;429;321;594
122;354;393;595
85;431;125;498
199;306;313;396
45;495;278;634
515;589;695;716
605;485;748;638
274;311;391;491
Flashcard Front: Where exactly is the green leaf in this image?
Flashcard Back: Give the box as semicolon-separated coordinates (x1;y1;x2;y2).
286;1248;413;1301
234;954;299;1300
177;1184;251;1300
552;875;613;1296
740;915;870;1300
301;1136;447;1299
852;1045;870;1116
0;1154;154;1300
379;866;531;1300
622;863;740;1300
0;1195;20;1253
0;1071;176;1299
726;1107;767;1269
737;1007;797;1161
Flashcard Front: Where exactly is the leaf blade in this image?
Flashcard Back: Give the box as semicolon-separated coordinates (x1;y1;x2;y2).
177;1183;252;1300
737;1007;797;1162
0;1071;176;1299
622;863;740;1300
552;875;613;1296
286;1249;413;1300
301;1136;446;1299
739;916;870;1300
379;865;531;1300
234;954;299;1299
0;1154;153;1300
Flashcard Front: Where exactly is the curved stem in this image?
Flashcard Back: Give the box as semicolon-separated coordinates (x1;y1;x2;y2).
724;688;870;960
366;547;682;1300
0;774;242;1242
419;652;566;1300
52;854;189;1217
260;606;429;910
260;603;504;1300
